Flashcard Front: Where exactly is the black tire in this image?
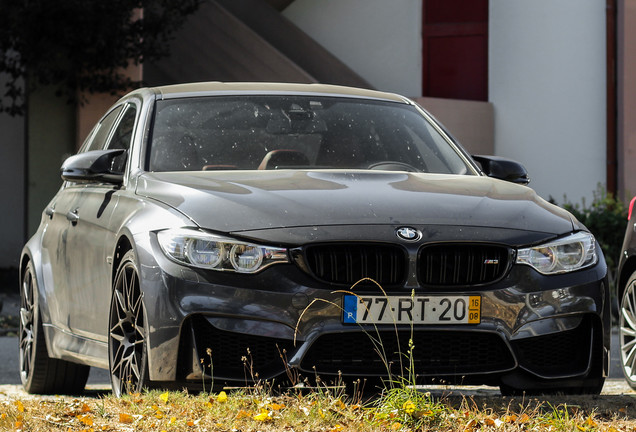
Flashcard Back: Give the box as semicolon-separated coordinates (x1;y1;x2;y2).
109;250;149;396
620;271;636;389
19;261;89;394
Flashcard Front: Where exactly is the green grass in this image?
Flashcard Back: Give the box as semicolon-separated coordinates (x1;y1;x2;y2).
0;385;631;432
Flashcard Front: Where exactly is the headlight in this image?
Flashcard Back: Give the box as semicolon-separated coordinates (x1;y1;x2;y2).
157;228;289;273
516;232;597;275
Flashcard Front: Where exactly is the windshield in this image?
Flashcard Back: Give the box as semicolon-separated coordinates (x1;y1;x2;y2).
147;95;475;174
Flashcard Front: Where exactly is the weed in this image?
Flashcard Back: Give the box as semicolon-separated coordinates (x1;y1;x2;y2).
202;347;213;393
372;386;449;430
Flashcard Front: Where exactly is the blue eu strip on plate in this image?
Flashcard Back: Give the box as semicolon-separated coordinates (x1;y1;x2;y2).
343;295;357;323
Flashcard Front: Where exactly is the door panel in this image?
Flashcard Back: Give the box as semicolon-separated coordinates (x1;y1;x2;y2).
39;186;84;331
64;186;120;340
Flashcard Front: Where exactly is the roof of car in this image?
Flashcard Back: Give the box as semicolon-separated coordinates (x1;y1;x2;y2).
151;82;409;103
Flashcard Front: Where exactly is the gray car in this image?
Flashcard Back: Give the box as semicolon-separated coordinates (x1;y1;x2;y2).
616;197;636;389
19;82;610;396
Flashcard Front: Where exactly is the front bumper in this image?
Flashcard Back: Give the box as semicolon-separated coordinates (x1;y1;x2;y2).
137;232;610;390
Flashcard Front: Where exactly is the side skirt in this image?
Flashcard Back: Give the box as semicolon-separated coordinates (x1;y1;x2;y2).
42;323;109;369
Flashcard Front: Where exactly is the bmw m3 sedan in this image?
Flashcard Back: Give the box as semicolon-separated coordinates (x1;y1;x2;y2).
20;82;610;396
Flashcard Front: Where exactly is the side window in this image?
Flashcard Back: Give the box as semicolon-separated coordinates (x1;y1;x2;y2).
83;105;124;152
107;104;137;173
108;105;137;151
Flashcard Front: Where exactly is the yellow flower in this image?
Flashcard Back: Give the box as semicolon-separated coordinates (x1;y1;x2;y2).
402;400;416;415
217;391;228;403
254;408;270;421
159;391;170;403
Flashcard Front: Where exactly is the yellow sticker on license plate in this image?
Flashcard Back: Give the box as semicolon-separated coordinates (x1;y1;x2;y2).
343;295;481;324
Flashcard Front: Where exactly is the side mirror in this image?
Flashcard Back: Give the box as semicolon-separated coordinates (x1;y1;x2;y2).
61;149;126;184
472;155;530;185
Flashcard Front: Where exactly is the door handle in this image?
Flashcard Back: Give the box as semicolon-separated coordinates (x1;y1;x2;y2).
66;209;79;225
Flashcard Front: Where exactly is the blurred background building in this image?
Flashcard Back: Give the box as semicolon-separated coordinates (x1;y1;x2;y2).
0;0;634;270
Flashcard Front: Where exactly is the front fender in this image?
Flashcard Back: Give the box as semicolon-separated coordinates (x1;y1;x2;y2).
20;232;59;357
107;194;194;381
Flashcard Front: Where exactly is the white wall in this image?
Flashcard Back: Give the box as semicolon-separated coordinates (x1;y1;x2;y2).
283;0;422;97
490;0;606;204
0;76;25;268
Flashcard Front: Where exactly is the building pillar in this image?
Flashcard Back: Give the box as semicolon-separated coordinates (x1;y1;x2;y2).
617;0;636;202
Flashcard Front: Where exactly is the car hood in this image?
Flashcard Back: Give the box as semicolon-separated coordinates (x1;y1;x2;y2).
136;171;576;239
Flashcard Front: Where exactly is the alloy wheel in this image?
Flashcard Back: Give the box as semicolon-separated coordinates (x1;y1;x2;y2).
620;277;636;387
19;266;35;384
109;253;147;396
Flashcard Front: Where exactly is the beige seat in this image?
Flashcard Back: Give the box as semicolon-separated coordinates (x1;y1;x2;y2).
258;149;310;170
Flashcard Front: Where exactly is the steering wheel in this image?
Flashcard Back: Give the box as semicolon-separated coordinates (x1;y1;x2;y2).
367;161;421;172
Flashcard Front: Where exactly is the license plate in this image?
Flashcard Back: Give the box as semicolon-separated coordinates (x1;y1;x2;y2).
343;295;481;324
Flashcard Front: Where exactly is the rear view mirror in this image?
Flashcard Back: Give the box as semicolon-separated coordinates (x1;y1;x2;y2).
472;155;530;185
61;149;126;184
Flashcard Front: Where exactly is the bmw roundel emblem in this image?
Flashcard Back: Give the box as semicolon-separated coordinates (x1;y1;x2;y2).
396;226;421;241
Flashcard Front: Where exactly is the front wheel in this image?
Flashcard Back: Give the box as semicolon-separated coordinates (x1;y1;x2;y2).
620;272;636;389
19;261;89;394
109;250;149;396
